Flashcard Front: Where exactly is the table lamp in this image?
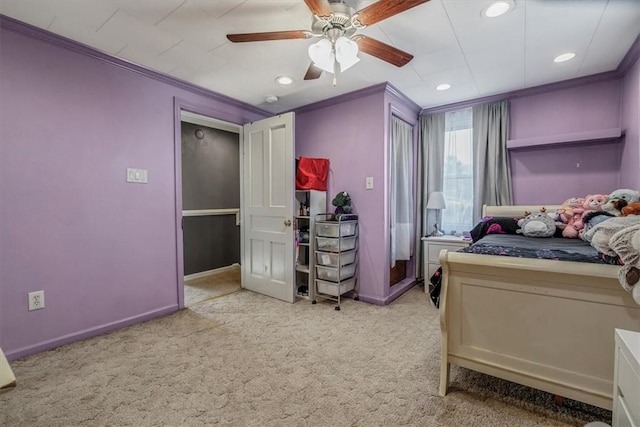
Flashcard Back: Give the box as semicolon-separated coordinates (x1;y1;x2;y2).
426;191;446;236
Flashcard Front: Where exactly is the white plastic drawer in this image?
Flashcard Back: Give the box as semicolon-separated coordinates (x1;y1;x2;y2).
316;277;356;296
618;349;640;424
316;264;356;282
315;250;356;268
614;395;635;427
316;236;357;252
316;221;357;238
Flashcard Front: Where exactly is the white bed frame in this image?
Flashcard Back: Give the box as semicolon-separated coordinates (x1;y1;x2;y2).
438;205;640;410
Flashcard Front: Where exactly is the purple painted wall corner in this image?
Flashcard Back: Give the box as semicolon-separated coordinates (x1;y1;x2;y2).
295;89;388;303
620;55;640;188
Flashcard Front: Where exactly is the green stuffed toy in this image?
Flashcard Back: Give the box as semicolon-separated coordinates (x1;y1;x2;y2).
332;191;352;215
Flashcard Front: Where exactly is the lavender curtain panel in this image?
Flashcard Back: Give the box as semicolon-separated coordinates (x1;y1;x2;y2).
416;112;445;278
472;100;513;223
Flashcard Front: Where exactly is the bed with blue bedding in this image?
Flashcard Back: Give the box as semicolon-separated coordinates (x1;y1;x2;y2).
460;234;621;264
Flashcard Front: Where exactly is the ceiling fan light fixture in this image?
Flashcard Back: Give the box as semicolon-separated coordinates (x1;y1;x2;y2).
483;1;513;18
335;36;360;72
308;38;335;73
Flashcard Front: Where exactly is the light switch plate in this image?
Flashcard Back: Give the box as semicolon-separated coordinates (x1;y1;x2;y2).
365;176;374;189
127;168;148;184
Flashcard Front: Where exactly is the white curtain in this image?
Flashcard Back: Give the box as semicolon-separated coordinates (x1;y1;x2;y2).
390;116;414;267
415;113;445;278
472;100;513;222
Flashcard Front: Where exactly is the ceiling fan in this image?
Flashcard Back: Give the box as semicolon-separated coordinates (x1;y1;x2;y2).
226;0;430;84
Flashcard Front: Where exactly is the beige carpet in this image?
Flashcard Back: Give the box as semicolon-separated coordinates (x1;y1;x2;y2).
184;266;241;307
1;286;610;426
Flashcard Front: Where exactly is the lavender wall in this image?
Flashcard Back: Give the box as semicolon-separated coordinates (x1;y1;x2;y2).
295;89;387;303
620;57;640;188
295;85;419;305
0;24;266;359
509;79;623;204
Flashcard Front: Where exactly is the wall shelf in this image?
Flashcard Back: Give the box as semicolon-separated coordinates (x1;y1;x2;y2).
507;127;622;150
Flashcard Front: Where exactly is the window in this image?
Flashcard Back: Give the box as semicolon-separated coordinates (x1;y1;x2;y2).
441;108;473;234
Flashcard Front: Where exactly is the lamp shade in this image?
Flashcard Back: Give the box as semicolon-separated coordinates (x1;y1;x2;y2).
426;191;446;210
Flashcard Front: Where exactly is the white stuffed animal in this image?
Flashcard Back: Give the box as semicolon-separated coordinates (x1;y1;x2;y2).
610;223;640;305
602;188;640;215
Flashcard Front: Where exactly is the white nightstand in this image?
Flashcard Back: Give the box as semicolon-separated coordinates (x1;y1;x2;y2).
613;329;640;427
421;235;471;292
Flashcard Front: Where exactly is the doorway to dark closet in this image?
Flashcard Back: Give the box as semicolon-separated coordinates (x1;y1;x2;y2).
180;112;242;307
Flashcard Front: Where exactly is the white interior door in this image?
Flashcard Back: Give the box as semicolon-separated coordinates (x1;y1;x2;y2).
242;113;295;303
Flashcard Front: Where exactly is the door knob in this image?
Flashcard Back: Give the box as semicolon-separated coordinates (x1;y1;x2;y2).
284;219;292;227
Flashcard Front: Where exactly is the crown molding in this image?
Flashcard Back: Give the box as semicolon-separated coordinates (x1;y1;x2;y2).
617;34;640;76
420;70;620;115
384;82;421;114
421;36;640;116
0;14;271;118
294;82;389;114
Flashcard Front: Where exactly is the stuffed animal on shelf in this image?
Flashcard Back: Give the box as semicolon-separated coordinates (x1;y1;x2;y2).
331;191;352;215
517;208;556;238
621;201;640;216
602;188;640;215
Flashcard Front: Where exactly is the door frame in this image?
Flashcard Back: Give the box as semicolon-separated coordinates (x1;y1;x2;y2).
173;97;244;309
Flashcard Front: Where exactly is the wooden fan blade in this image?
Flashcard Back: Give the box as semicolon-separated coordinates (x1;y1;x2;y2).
356;36;414;67
304;63;323;80
355;0;430;27
304;0;333;17
227;30;311;43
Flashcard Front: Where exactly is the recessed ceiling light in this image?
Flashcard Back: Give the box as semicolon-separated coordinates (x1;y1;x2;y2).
483;1;513;18
275;76;294;85
265;95;279;103
436;83;451;91
553;52;576;63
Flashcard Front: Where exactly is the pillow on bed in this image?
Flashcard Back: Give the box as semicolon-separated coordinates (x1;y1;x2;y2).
470;216;520;242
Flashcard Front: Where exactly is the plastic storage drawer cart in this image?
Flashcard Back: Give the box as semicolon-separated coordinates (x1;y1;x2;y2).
313;214;359;310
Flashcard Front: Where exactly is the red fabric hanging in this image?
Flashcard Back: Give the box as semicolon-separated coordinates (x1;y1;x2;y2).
295;156;329;191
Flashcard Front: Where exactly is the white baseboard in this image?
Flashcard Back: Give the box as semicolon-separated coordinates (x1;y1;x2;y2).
184;263;240;281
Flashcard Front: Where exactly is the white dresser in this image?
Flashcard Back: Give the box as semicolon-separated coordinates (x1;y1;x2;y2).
421;235;471;292
613;329;640;427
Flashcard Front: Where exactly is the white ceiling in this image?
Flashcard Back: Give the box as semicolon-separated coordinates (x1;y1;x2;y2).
2;0;639;114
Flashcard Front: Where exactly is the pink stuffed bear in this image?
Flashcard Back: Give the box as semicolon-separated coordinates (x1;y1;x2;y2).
556;197;585;238
572;194;608;238
555;197;584;226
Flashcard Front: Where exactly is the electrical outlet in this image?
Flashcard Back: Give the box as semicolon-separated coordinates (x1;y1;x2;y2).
365;176;374;189
28;290;45;311
126;168;148;184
